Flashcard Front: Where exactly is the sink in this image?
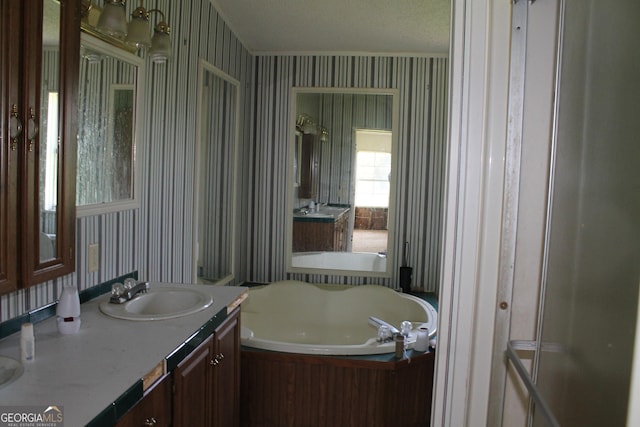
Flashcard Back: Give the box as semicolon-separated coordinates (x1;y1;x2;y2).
0;355;23;389
100;287;213;321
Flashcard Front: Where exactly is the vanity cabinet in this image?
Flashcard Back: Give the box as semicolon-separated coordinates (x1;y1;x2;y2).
113;308;241;427
115;373;172;427
0;0;79;294
173;307;240;427
297;134;319;200
293;212;349;252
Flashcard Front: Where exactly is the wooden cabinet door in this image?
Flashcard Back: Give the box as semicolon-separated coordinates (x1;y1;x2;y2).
212;308;240;427
173;335;214;427
0;0;21;294
298;134;318;200
0;0;79;294
20;0;79;287
116;374;172;427
172;309;241;427
334;214;348;251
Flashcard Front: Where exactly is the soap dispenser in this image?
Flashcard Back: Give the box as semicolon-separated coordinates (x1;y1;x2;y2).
56;283;81;334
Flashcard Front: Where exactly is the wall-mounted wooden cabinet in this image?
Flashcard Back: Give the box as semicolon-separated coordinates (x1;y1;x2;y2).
0;0;79;294
297;133;319;200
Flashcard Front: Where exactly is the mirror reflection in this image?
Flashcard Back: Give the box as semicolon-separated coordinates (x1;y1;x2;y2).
288;89;397;276
39;0;61;262
76;33;142;214
194;61;239;285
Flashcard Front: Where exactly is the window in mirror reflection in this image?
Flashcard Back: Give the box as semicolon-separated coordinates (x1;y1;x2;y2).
76;34;142;215
43;92;59;212
40;89;59;262
352;130;391;253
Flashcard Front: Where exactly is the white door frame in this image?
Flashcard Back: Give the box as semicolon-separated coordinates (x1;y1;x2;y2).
433;0;513;425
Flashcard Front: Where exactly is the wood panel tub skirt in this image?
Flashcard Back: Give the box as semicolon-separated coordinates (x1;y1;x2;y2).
240;349;435;427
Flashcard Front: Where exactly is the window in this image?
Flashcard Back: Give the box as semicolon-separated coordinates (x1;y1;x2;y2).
354;130;392;207
43;92;59;211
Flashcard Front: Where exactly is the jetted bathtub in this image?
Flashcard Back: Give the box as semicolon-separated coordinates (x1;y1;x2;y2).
240;280;438;355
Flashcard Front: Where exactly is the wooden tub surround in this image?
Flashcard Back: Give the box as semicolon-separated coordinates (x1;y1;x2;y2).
240;349;435;427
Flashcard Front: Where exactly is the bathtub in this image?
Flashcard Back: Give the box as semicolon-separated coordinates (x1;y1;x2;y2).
240;280;438;355
291;251;386;272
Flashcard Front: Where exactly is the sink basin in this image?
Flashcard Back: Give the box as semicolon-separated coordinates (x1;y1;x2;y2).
100;287;213;321
0;355;23;389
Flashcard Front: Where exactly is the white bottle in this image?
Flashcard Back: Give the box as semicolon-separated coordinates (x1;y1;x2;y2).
56;284;81;334
21;322;35;362
414;327;429;352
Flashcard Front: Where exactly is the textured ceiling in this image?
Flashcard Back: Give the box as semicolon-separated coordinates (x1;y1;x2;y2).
210;0;451;55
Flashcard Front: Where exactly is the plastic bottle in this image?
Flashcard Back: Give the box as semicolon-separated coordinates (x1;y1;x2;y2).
21;322;35;362
56;284;81;334
415;327;429;352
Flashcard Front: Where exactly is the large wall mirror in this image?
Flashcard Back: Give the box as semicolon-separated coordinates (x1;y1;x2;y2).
76;32;143;216
286;88;399;277
192;60;240;285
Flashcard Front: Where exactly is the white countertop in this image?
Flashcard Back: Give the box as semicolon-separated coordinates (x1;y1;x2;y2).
0;283;247;426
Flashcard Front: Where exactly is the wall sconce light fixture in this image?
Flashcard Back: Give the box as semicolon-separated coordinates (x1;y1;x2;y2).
320;127;329;142
96;0;172;63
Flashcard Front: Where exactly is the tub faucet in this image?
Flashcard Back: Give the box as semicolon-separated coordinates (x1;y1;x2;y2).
110;281;149;304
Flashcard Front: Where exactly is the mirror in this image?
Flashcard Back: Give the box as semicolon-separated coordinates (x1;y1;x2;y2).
76;32;143;216
193;60;240;285
40;0;62;262
287;88;398;277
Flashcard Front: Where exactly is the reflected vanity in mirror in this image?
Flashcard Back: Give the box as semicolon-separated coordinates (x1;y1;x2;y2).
76;32;143;216
287;88;399;277
192;60;239;285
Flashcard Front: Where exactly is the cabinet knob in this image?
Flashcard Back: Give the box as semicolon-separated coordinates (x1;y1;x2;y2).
210;353;224;366
143;417;157;426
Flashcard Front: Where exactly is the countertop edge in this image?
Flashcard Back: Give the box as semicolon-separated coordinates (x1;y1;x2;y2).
0;283;248;427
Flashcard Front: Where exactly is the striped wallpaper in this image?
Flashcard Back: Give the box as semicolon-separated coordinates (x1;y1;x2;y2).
249;56;448;291
0;0;447;322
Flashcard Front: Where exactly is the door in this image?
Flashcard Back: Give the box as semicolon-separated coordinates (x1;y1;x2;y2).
532;0;640;425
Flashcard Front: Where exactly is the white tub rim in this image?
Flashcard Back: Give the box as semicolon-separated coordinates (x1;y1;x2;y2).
240;281;438;356
289;251;390;277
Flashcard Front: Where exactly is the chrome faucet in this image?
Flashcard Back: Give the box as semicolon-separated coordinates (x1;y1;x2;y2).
110;281;150;304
